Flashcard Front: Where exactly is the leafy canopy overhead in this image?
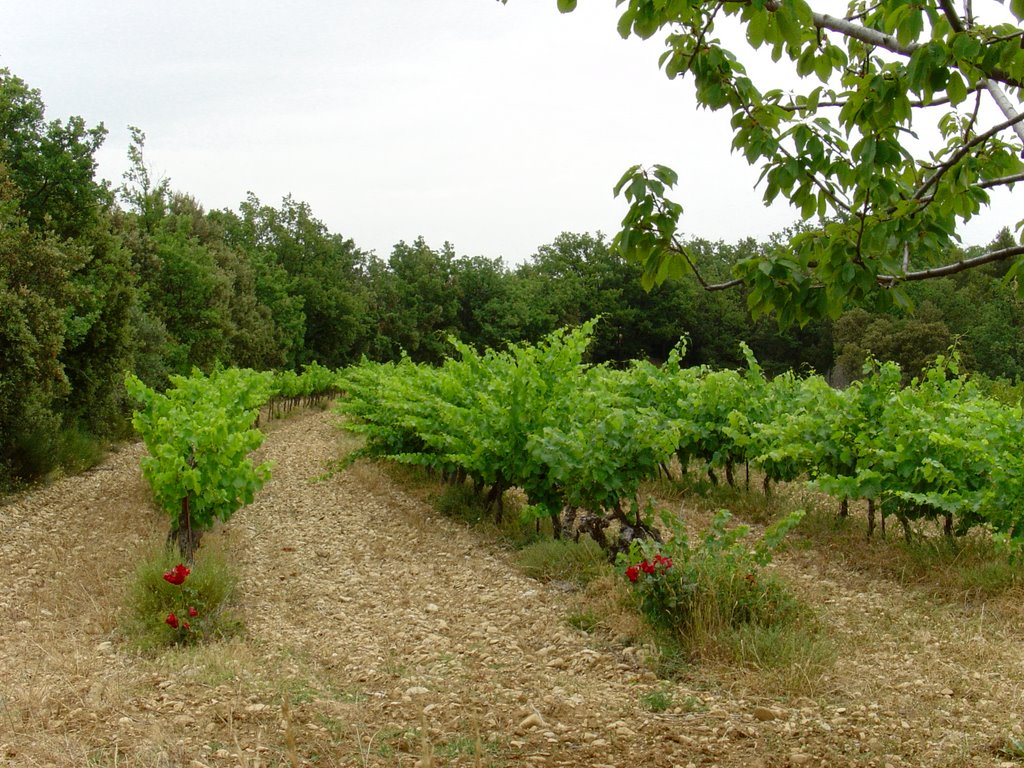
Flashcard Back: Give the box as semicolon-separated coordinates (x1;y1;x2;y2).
501;0;1024;324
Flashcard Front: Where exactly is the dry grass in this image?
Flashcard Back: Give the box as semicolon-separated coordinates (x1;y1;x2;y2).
5;411;1024;767
777;495;1024;615
646;466;1024;612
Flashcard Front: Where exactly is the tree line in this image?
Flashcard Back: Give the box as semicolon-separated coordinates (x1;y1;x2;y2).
1;66;1021;491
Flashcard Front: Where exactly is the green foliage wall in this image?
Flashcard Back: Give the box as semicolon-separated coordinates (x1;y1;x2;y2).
4;63;1024;493
0;69;135;486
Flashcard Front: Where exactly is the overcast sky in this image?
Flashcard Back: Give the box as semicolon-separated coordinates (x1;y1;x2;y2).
1;1;1017;264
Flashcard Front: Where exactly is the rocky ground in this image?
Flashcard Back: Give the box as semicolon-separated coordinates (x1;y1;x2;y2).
2;407;1023;767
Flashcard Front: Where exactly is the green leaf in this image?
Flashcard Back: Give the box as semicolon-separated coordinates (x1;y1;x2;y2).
747;12;768;48
612;164;642;197
617;9;636;39
813;54;832;83
557;0;577;12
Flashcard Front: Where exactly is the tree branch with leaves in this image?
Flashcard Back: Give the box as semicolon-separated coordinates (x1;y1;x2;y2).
501;0;1023;323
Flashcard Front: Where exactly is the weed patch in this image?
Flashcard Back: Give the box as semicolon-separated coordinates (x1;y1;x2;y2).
639;686;674;712
619;509;834;692
566;609;603;632
434;482;491;525
123;542;242;650
518;536;608;585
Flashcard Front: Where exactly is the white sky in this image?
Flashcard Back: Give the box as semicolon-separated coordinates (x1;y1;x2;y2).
0;1;1018;264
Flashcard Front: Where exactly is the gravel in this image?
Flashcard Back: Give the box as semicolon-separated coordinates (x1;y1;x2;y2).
1;408;1022;767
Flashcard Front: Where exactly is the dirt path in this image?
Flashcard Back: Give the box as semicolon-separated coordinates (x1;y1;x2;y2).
2;409;1023;767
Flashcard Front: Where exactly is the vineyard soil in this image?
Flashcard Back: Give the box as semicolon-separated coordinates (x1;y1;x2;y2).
1;408;1023;767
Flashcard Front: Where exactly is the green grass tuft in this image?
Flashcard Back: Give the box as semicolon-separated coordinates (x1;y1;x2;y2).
433;482;491;525
566;609;602;632
639;686;674;712
717;618;835;693
518;536;609;585
998;734;1024;761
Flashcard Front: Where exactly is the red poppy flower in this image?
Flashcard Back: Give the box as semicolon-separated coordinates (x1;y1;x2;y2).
640;560;656;575
162;564;190;585
626;565;640;583
183;622;191;631
165;612;179;629
188;606;198;618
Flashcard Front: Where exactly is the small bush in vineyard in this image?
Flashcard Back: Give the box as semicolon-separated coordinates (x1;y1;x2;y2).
124;544;242;650
620;510;809;659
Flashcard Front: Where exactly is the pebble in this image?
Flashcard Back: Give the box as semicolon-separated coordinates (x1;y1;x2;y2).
518;713;547;731
86;682;105;707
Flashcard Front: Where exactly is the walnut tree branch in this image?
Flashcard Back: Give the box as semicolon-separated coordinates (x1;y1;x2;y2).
913;110;1024;202
809;12;1024;90
877;244;1024;285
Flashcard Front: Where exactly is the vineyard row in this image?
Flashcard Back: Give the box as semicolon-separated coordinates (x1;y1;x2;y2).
338;322;1024;552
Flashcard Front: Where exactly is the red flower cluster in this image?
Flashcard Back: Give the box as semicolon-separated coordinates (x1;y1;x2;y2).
162;566;197;635
626;554;673;583
162;564;190;585
165;611;193;631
